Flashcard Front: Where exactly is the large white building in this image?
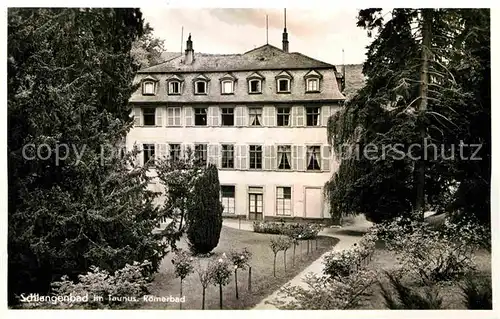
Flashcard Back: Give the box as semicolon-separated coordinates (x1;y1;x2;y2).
127;26;345;222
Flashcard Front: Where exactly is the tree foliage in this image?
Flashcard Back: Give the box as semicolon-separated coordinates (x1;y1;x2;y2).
8;8;168;304
186;164;224;254
326;9;490;225
130;23;166;68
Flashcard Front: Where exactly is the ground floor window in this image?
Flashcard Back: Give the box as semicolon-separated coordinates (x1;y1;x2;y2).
276;186;292;215
221;185;236;214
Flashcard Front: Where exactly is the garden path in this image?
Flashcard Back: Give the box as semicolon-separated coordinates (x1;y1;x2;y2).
222;216;373;309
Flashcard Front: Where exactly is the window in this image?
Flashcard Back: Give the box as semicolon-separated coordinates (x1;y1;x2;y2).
306;78;319;92
195;81;207;94
221;108;234;126
169;144;181;162
249;145;262;169
194;144;207;165
306;107;321;126
221;185;236;214
143;107;155;126
249;79;262;94
194;108;207;126
143;144;155;165
277;107;290;126
168;81;181;95
276;187;292;216
221;144;234;168
142;81;155;95
307;146;321;170
277;79;290;93
167;107;181;126
277;145;292;170
249;108;262;126
221;80;234;94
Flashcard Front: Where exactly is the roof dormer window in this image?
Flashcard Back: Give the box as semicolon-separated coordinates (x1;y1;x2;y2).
247;72;264;94
166;74;184;95
193;74;210;95
220;73;236;95
304;70;322;93
141;75;159;96
275;70;292;93
142;81;155;95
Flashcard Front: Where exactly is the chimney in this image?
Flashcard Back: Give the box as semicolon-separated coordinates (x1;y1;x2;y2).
184;33;194;64
282;9;289;52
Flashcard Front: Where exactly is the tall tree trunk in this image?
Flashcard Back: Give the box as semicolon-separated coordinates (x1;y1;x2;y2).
416;9;432;216
180;278;183;310
235;269;239;299
273;254;277;277
202;287;205;309
292;244;296;266
219;284;223;309
284;250;287;271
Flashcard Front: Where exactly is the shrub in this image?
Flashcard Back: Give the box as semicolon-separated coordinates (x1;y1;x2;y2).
228;248;252;299
253;221;324;238
323;248;361;279
44;261;151;309
378;271;444;309
374;217;476;283
208;253;232;309
272;270;377;309
459;274;492;309
186;164;223;254
171;249;194;308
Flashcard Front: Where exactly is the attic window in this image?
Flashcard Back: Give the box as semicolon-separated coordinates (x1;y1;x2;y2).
142;81;155;95
306;78;319;92
195;81;207;95
221;80;234;94
249;79;261;94
168;81;181;95
277;79;290;93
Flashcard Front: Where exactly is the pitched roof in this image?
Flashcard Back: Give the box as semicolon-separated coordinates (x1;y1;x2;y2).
139;44;337;74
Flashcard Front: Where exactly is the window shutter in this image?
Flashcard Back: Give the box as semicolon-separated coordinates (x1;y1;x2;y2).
292;145;298;170
155;107;163;127
134;143;142;166
184;143;195;161
234;144;241;170
263;106;271;127
185;106;193;126
235;145;248;170
321;105;331;126
241;145;248;170
297;145;305;171
263;145;272;170
296;106;305;127
235;106;245;127
209;106;220;127
291;106;296;126
322;145;331;172
270;145;276;170
175;107;182;126
242;106;248;127
269;106;276;127
133;107;140;126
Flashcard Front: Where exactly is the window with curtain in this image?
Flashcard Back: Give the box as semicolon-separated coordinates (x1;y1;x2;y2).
306;107;321;126
277;145;292;170
249;108;262;126
307;146;321;170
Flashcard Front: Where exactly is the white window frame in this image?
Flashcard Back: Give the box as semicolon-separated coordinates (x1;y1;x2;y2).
167;107;182;126
276;186;292;216
194;80;208;95
248;79;262;94
142;81;155;95
306;78;320;92
221;185;236;214
306;145;322;171
221;80;234;94
168;81;181;95
277;78;290;93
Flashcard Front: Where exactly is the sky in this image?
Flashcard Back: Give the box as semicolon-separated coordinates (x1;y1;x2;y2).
141;8;375;65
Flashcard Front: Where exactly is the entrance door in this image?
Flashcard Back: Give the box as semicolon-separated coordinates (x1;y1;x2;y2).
249;193;263;220
305;187;322;218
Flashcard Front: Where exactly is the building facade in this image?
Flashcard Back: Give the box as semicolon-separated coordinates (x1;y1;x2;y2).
127;30;345;222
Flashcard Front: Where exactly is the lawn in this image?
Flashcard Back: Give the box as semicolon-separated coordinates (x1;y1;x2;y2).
359;240;492;309
141;226;339;310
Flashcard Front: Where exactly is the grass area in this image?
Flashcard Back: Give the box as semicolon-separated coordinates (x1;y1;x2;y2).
141;226;339;310
359;241;492;309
